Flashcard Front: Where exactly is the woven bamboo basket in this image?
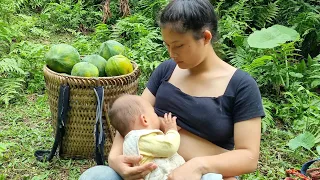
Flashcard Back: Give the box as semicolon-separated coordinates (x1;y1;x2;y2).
43;62;140;159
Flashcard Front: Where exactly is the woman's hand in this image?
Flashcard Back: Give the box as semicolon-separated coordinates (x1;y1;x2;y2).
167;158;204;180
109;155;158;180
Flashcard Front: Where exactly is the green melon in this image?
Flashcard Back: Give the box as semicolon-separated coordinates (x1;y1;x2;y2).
45;44;80;74
71;62;99;77
81;54;107;77
105;55;133;76
98;40;125;60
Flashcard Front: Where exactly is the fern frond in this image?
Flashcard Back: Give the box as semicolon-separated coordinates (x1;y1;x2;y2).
138;0;168;19
261;97;275;133
243;55;273;73
277;0;319;25
229;45;262;69
253;2;279;28
132;28;166;61
290;12;320;34
0;78;25;107
92;23;110;42
110;14;154;46
0;58;25;75
0;58;25;107
227;0;252;22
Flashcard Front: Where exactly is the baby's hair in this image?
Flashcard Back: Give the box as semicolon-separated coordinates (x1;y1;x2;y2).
159;0;218;42
108;94;146;137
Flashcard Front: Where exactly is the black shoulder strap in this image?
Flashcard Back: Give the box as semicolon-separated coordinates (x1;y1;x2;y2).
35;84;106;165
301;157;320;175
34;84;70;162
93;86;106;165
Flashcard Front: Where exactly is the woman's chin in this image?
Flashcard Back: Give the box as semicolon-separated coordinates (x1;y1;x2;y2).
176;62;188;69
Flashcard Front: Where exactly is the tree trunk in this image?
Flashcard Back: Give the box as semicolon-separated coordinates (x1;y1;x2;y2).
119;0;130;17
103;0;111;23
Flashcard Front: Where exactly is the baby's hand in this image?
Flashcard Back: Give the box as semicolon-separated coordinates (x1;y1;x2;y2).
162;112;178;132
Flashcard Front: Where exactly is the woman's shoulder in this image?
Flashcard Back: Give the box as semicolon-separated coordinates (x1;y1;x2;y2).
230;69;265;122
156;59;176;70
232;69;258;87
146;59;177;95
225;69;260;96
152;59;176;79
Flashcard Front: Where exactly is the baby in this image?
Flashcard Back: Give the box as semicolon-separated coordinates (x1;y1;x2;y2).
109;94;223;180
108;94;185;180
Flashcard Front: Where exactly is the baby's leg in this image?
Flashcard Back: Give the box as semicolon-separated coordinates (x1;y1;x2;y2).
201;173;239;180
223;177;238;180
201;173;223;180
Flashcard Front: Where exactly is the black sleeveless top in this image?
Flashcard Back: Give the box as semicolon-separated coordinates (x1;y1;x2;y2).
146;60;265;150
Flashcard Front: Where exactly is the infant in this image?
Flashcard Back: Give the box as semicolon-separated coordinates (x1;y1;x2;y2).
109;94;185;179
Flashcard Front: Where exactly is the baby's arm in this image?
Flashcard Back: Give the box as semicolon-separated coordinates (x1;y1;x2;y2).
139;130;180;158
139;113;180;158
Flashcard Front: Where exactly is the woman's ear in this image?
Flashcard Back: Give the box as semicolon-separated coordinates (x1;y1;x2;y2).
139;114;149;127
203;30;212;45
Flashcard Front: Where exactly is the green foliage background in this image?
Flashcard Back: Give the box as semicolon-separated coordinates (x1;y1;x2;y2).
0;0;319;179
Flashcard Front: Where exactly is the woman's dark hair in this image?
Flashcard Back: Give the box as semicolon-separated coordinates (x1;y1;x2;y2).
159;0;218;42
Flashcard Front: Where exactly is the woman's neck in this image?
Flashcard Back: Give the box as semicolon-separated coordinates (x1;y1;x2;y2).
188;48;222;76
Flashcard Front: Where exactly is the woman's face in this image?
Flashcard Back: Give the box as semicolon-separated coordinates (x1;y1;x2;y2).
161;26;208;69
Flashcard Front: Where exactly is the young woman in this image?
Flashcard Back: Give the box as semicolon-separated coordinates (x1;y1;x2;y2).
80;0;265;179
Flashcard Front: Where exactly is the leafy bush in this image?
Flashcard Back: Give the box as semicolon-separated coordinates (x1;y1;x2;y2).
261;98;275;133
91;23;111;42
213;0;320;60
305;55;320;90
109;13;168;92
72;33;100;55
9;41;48;93
39;0;102;33
130;0;168;21
278;84;320;127
0;58;26;107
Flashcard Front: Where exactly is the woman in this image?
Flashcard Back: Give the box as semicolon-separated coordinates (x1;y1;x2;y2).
80;0;265;179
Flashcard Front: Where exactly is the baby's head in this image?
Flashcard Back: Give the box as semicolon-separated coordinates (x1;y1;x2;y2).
108;94;160;137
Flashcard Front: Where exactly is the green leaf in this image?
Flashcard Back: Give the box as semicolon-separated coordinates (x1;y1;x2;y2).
0;142;14;158
310;75;320;79
0;142;13;152
289;72;303;78
297;60;306;73
307;54;316;66
288;132;316;150
317;146;320;156
243;55;273;72
31;173;50;180
311;80;320;88
0;174;6;180
248;25;300;49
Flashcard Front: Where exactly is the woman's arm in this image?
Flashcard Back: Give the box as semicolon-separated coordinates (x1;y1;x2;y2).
141;88;156;106
168;117;261;179
199;117;261;176
108;132;157;180
108;132;124;167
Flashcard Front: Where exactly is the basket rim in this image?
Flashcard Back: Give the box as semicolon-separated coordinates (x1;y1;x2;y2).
43;61;140;80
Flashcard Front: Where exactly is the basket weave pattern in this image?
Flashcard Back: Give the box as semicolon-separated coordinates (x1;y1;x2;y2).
43;62;140;159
